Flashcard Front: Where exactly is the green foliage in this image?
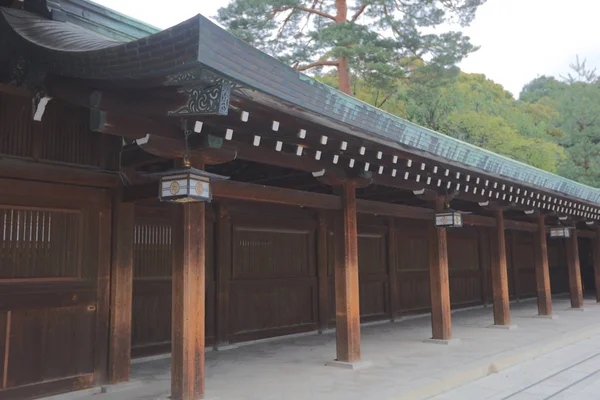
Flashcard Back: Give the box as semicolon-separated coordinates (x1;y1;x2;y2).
320;71;567;172
521;60;600;188
216;0;486;93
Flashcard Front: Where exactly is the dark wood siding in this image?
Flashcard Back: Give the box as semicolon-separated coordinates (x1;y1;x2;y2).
0;94;120;170
0;178;110;399
448;227;482;307
394;220;430;315
229;212;317;342
512;231;537;298
130;204;216;357
548;239;569;294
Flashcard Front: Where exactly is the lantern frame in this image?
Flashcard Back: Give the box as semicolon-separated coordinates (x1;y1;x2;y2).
549;227;571;238
150;167;228;203
434;210;463;228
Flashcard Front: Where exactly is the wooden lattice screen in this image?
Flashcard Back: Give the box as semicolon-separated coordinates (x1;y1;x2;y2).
0;207;81;279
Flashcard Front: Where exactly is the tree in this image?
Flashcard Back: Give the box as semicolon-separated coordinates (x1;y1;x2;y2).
521;58;600;187
216;0;486;95
397;72;566;171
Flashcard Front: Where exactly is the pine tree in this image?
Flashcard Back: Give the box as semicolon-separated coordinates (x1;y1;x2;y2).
217;0;486;95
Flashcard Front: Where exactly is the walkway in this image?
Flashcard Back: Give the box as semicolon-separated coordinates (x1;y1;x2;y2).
45;296;600;400
434;329;600;399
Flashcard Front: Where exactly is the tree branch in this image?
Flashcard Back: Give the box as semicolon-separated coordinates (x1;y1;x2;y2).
273;5;336;21
295;60;339;72
351;4;369;22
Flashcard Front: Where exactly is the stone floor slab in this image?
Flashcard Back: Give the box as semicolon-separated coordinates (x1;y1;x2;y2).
43;296;600;400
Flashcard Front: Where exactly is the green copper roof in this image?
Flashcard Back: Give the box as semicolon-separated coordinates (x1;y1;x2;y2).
47;0;159;41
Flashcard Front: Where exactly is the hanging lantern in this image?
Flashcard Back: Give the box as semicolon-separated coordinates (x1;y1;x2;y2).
156;167;227;203
145;120;228;203
435;210;463;228
549;227;571;238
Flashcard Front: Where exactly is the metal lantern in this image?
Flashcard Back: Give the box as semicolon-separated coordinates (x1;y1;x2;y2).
549;227;571;238
435;210;463;228
156;167;227;203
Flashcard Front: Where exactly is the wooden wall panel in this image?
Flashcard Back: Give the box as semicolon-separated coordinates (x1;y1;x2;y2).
512;231;537;298
130;204;216;357
0;94;119;170
0;179;108;398
548;240;569;294
6;305;95;388
395;223;431;314
357;230;388;319
448;229;482;307
228;214;317;342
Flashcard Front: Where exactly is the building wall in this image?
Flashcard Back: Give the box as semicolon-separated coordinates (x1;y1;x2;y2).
0;93;119;399
0;91;577;398
130;201;572;356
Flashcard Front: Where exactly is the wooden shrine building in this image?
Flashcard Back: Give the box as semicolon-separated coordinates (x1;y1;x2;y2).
0;1;600;399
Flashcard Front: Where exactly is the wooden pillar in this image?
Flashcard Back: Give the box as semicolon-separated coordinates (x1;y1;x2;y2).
171;202;206;400
567;228;584;309
215;203;232;345
534;215;552;315
317;212;329;332
477;228;489;307
490;208;511;326
428;196;452;340
108;199;134;384
388;218;399;320
333;182;361;363
594;227;600;303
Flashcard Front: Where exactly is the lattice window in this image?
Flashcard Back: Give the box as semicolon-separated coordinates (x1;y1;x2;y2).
0;207;81;279
134;223;172;278
233;227;312;279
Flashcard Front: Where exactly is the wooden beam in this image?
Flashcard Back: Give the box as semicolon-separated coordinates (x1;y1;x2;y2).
356;199;432;220
89;88;187;116
594;227;600;303
577;230;597;239
333;182;361;363
317;212;329;332
171;201;206;399
567;229;584;309
108;198;134;384
0;83;31;97
428;196;452;340
490;209;511;326
90;110;180;140
534;214;553;316
215;181;341;210
0;158;118;188
215;203;232;346
122;180;537;233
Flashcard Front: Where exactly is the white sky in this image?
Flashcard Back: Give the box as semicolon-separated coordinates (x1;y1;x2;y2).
95;0;600;97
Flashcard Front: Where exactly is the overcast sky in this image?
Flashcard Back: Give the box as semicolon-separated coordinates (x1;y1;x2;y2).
95;0;600;97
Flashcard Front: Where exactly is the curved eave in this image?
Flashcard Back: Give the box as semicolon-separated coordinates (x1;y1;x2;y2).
0;8;201;81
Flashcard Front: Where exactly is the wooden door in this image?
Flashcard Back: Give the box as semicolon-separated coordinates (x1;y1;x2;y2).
394;220;431;315
447;227;482;308
0;178;110;400
357;226;389;321
512;231;537;299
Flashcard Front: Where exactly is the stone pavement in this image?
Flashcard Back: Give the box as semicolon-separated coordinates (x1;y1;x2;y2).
432;329;600;399
45;296;600;400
